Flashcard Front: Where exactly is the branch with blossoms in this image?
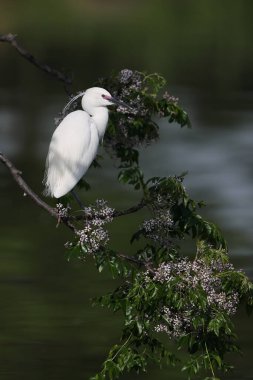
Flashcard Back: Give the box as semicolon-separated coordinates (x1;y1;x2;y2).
0;151;151;271
1;34;253;380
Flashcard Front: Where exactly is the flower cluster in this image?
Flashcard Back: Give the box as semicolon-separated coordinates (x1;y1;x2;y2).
56;203;71;218
142;210;173;247
162;91;179;104
99;68;165;151
149;257;240;339
155;307;191;338
119;69;139;85
75;199;114;255
118;69;143;90
158;91;179;118
116;69;147;117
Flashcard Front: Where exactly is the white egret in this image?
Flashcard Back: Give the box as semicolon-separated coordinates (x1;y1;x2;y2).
44;87;129;199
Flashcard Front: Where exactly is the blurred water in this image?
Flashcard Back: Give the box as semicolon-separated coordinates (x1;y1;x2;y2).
141;88;253;260
0;87;253;379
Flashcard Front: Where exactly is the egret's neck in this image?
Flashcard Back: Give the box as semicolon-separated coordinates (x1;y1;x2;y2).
90;107;109;140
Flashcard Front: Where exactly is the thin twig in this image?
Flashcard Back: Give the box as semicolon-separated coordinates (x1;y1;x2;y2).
204;342;216;378
0;33;72;93
72;199;146;222
117;253;143;267
113;200;146;217
111;333;133;361
118;253;155;274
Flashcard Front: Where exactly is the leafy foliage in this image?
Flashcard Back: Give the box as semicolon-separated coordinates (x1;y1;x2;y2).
61;69;253;380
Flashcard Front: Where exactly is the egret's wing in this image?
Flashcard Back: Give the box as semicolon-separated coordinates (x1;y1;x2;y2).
44;110;99;198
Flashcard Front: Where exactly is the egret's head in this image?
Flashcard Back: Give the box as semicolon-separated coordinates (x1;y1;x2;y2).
82;87;114;109
62;87;131;117
82;87;130;113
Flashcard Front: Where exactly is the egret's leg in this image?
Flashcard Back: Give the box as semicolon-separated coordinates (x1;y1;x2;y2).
71;190;85;209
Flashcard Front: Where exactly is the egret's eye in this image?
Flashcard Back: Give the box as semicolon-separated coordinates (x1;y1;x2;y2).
101;94;106;98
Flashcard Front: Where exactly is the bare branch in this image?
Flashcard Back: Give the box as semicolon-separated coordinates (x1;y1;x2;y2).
0;152;76;232
0;33;72;93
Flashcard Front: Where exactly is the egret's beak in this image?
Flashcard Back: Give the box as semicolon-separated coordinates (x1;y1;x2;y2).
107;96;132;110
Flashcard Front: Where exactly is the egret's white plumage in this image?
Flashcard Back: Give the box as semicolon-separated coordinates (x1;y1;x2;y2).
44;87;125;198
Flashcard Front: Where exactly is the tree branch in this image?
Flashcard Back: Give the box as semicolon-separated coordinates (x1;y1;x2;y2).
0;33;72;93
0;152;145;221
0;152;147;229
0;151;154;272
0;152;76;232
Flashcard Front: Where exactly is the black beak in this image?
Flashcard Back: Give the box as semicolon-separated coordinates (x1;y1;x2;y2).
109;96;132;110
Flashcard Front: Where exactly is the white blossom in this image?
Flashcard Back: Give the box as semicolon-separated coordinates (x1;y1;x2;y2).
152;257;240;338
74;199;114;255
